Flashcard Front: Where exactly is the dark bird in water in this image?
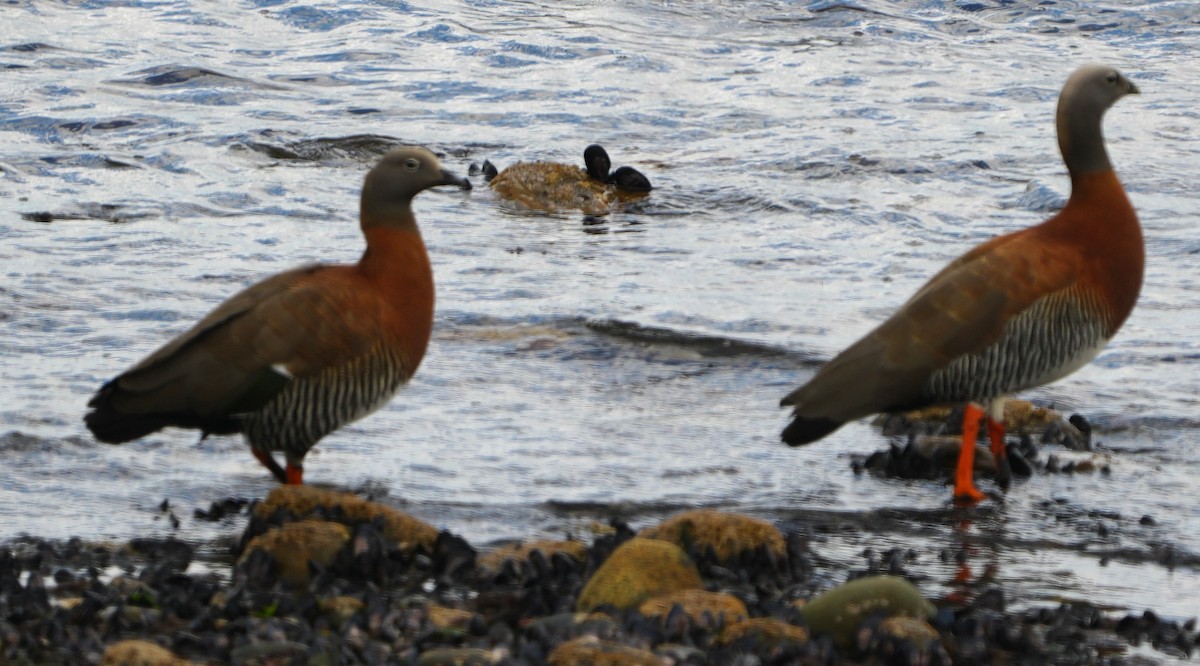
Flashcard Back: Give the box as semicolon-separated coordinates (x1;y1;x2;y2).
482;144;651;215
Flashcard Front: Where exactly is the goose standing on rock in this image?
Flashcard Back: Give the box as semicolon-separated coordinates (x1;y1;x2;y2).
779;65;1144;503
85;147;471;484
483;144;651;216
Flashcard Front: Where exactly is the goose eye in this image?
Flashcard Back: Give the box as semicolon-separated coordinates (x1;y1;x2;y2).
405;158;420;171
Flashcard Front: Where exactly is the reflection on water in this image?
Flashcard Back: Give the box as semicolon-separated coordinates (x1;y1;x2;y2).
2;0;1199;627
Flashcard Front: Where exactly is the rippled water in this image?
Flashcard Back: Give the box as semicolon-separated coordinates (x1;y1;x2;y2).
3;0;1199;630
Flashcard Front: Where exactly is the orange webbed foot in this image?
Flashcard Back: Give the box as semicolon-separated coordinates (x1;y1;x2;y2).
953;482;987;505
284;463;304;485
954;403;988;504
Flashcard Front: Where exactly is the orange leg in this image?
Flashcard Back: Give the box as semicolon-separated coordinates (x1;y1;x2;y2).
251;449;288;484
954;403;987;503
987;414;1011;491
285;463;304;485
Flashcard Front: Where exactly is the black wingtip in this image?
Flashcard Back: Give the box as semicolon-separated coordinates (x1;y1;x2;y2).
780;416;843;447
84;394;168;444
83;379;181;444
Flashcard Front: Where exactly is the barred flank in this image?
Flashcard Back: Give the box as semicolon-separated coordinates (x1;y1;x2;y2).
242;346;409;459
924;289;1109;403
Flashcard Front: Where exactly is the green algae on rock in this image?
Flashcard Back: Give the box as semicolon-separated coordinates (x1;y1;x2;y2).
798;575;937;647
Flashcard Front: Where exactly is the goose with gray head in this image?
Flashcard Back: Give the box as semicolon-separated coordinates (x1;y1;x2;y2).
85;147;471;484
779;65;1143;503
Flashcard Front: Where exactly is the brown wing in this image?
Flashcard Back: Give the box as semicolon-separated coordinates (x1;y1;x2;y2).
782;227;1082;423
86;264;381;440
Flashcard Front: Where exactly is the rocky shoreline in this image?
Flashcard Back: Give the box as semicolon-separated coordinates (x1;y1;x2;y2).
1;402;1195;665
1;476;1196;665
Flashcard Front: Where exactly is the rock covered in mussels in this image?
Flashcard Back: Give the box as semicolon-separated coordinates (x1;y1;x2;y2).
639;509;786;566
240;519;350;586
253;485;439;554
0;487;1190;664
638;589;749;626
478;539;588;574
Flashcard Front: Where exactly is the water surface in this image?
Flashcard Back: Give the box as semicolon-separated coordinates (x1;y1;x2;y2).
2;0;1199;635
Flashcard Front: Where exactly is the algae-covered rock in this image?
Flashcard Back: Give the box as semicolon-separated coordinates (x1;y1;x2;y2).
319;595;364;626
416;647;498;666
229;640;310;664
428;604;473;630
798;575;936;647
547;635;660;666
576;537;701;611
716;617;809;648
639;509;785;563
478;538;588;572
255;485;438;554
639;589;749;626
880;615;940;643
240;519;350;586
100;640;195;666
